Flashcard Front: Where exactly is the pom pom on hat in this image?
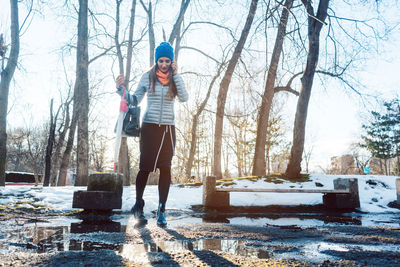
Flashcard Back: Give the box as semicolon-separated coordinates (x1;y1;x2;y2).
155;42;174;62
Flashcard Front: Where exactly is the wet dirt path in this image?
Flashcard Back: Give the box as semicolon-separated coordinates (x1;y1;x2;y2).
1;210;400;266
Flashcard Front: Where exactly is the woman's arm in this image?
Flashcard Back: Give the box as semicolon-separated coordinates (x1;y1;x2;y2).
115;73;147;106
173;74;189;102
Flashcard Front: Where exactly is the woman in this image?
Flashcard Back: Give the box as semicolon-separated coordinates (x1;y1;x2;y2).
116;42;188;226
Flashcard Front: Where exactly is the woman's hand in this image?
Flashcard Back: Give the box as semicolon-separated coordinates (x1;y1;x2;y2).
171;60;178;75
116;74;125;89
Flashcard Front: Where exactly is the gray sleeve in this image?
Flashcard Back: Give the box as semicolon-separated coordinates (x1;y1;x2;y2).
132;73;149;104
173;74;189;102
116;87;137;106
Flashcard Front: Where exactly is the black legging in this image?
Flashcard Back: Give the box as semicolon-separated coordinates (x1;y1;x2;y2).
135;167;171;204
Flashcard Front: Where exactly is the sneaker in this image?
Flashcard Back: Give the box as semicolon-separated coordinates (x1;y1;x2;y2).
156;202;167;227
131;199;147;223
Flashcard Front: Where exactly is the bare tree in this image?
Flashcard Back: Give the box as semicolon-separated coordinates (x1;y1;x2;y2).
50;97;72;186
185;62;225;179
89;131;107;172
140;0;155;66
6;128;26;172
303;144;313;174
113;0;138;185
43;99;61;186
25;125;47;185
58;83;79;186
213;0;259;178
285;0;329;179
252;0;294;176
0;0;20;186
74;0;90;186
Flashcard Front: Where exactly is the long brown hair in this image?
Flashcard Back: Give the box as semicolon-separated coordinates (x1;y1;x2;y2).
148;64;177;99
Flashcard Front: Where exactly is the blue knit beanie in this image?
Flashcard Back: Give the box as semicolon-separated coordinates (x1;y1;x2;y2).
155;42;174;62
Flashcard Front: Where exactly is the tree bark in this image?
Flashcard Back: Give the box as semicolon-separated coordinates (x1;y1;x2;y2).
213;0;258;178
0;0;19;186
114;0;137;185
50;100;70;186
43;99;57;186
252;0;293;176
285;0;329;179
140;0;155;66
75;0;89;186
115;0;124;74
58;84;79;186
168;0;190;46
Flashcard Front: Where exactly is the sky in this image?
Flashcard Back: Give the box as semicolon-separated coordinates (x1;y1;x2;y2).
1;1;400;173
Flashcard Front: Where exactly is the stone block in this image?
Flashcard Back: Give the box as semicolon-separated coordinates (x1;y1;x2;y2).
323;178;360;209
203;176;230;209
323;193;355;209
72;190;122;210
87;173;123;196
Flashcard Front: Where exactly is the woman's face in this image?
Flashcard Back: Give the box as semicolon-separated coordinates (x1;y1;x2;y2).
157;57;172;73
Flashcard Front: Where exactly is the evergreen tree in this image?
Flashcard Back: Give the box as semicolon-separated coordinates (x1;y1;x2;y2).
361;98;400;175
382;99;400;173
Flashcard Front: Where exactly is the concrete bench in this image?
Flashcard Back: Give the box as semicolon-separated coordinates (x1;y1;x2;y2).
203;176;360;210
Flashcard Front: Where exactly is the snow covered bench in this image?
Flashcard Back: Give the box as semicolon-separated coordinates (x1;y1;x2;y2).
202;176;360;210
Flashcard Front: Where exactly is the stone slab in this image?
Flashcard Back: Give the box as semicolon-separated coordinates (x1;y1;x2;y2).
323;193;357;209
72;190;122;210
87;173;123;196
333;178;360;209
203;176;230;209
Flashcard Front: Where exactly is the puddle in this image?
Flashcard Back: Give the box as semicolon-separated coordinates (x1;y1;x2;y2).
120;238;270;262
270;239;400;263
0;220;270;260
1;215;399;264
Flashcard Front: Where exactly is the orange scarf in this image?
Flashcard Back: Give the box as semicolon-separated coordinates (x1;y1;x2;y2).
156;69;170;86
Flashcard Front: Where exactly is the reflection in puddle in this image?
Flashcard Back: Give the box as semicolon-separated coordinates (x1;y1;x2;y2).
1;221;270;261
1;212;399;264
120;239;270;261
70;220;122;233
201;213;363;226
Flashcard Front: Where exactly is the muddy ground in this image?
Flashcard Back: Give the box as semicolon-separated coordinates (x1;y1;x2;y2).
1;206;400;266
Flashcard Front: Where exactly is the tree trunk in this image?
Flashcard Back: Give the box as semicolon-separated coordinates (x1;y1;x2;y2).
168;0;190;46
213;0;258;178
185;65;223;179
285;0;329;179
115;0;124;74
0;0;19;187
125;0;137;86
140;0;155;66
266;145;270;174
50;101;70;186
58;84;79;186
115;0;137;185
252;0;293;176
43;99;56;186
75;0;89;186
